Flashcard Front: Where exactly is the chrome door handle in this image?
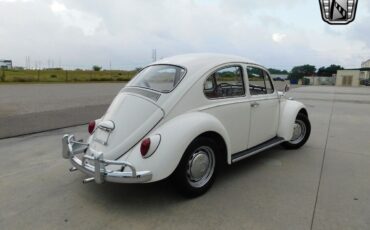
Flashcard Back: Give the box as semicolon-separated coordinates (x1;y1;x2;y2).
251;102;259;108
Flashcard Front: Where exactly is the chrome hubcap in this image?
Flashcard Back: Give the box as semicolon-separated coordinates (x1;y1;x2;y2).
186;146;215;188
290;119;306;144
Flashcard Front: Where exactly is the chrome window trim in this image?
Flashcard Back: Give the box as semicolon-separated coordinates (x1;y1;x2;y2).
246;65;276;97
203;64;246;100
129;64;187;94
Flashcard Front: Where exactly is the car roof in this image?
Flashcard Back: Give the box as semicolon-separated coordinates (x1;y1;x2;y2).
152;53;259;73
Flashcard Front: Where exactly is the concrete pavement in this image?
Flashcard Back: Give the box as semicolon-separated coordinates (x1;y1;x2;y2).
0;86;369;229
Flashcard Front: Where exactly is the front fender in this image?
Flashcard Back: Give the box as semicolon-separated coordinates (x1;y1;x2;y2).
277;99;308;140
123;112;230;182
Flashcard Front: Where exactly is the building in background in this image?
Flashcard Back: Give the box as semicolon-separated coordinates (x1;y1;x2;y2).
0;60;12;69
303;76;336;85
336;68;370;86
361;59;370;68
334;59;370;86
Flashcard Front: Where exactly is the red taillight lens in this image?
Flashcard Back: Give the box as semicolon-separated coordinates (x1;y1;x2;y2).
88;120;95;134
140;138;151;157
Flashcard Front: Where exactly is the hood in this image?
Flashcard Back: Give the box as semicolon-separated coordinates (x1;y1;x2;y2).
88;92;164;160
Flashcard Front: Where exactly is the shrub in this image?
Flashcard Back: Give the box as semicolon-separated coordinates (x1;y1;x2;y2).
92;65;102;71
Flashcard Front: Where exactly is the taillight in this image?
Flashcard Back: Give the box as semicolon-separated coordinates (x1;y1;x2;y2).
88;120;95;134
140;138;151;157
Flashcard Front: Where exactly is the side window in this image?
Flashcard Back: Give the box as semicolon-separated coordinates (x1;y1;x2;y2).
204;66;245;99
247;66;266;95
264;71;274;94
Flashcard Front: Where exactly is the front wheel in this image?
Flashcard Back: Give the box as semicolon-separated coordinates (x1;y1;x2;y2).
172;137;218;198
281;113;311;149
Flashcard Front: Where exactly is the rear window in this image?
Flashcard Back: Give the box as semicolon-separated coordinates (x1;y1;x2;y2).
129;65;186;93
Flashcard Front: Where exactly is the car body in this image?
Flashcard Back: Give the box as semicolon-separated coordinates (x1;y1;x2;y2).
62;53;311;196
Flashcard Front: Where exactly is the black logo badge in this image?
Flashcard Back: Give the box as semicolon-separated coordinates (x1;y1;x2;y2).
319;0;358;25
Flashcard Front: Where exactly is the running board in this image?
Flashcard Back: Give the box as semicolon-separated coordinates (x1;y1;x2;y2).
231;137;285;163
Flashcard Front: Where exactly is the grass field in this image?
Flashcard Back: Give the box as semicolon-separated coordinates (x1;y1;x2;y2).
0;69;137;83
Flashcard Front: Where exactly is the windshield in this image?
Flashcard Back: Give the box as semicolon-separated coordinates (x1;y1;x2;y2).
129;65;186;93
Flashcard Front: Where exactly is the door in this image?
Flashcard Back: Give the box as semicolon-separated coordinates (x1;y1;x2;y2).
246;66;279;148
342;76;353;86
203;65;251;154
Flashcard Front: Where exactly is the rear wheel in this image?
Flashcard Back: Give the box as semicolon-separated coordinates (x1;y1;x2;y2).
172;137;218;198
281;113;311;149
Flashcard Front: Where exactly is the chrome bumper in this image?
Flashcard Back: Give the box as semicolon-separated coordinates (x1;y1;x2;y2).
62;134;152;184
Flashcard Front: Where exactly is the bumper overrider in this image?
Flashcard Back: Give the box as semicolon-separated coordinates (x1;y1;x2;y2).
62;134;152;184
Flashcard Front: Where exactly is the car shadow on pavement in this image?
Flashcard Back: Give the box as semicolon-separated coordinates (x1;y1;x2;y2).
71;145;300;209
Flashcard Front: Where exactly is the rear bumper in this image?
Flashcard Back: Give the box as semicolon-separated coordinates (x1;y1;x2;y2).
62;134;152;184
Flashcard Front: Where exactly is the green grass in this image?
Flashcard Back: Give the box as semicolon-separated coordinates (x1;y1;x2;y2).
0;69;137;83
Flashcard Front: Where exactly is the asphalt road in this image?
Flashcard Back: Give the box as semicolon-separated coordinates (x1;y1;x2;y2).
0;83;124;138
0;86;370;229
0;83;124;117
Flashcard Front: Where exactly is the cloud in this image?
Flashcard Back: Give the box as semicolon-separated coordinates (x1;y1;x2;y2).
272;33;287;43
0;0;32;2
50;1;66;12
49;1;103;36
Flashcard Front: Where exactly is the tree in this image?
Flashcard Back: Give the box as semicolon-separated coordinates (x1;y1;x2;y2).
92;65;102;71
288;64;316;81
268;68;288;75
317;64;344;76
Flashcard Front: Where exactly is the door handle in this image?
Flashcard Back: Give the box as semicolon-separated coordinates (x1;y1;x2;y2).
251;102;259;108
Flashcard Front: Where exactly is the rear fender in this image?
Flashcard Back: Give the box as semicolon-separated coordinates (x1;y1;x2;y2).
123;112;230;182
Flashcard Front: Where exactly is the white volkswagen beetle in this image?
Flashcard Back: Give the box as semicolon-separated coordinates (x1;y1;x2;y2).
62;53;311;197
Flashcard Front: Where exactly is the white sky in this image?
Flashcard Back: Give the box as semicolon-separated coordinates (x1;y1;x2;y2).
0;0;369;70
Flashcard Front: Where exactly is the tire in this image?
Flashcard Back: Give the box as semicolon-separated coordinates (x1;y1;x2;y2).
172;137;218;198
281;113;311;149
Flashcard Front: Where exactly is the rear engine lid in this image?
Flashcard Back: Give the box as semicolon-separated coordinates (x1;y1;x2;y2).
88;92;164;160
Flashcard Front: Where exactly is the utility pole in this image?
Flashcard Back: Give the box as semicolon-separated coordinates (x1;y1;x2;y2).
25;56;31;69
152;49;157;62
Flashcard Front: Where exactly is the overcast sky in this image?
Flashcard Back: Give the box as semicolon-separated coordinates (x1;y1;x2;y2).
0;0;369;70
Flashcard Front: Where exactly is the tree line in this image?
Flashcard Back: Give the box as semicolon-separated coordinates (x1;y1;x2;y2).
268;64;344;81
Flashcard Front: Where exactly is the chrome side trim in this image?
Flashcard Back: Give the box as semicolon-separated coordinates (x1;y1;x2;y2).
231;137;285;163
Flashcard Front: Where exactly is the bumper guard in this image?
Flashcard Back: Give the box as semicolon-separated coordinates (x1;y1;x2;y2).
62;134;152;184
